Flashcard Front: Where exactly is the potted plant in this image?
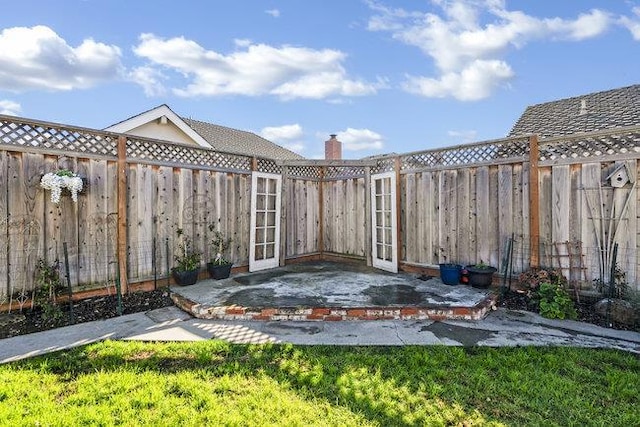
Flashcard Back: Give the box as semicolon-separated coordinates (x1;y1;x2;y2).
439;263;462;285
172;230;201;285
465;261;497;289
40;169;84;204
206;226;233;280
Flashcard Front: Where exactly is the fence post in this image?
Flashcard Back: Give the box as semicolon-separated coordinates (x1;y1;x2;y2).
529;134;540;268
117;135;128;294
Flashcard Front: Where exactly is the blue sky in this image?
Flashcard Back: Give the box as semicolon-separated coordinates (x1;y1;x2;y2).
0;0;638;159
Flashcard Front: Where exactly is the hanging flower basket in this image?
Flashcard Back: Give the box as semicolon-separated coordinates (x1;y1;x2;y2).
40;169;84;204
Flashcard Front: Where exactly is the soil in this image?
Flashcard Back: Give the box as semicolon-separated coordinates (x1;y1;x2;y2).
1;287;637;340
499;289;640;333
0;289;175;339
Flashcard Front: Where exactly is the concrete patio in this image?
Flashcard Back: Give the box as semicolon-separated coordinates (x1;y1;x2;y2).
170;261;497;321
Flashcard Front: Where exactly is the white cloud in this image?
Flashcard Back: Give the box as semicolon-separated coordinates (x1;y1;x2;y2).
337;128;384;151
265;9;280;18
260;124;305;154
0;100;21;116
367;1;614;100
128;66;167;96
0;25;122;92
132;34;379;100
260;124;303;141
403;59;514;101
620;6;640;40
448;129;477;142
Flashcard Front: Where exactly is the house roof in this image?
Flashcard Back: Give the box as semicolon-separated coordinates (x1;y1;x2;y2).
508;84;640;138
183;117;303;160
106;104;303;160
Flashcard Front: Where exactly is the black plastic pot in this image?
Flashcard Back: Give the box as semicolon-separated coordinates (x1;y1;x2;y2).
172;268;199;286
465;265;497;289
207;262;233;280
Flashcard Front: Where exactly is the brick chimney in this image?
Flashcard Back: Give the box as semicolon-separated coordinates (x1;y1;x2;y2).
325;134;342;160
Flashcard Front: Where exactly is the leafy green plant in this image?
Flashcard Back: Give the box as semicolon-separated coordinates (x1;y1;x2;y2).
173;229;201;272
536;282;577;320
208;224;232;266
33;259;65;321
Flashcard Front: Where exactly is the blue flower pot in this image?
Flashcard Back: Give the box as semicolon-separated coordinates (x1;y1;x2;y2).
439;263;462;285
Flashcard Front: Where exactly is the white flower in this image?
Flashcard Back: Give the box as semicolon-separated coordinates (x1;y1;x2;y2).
40;170;83;204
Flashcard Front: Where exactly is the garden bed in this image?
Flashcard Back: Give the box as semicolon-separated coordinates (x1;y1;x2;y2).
0;289;174;339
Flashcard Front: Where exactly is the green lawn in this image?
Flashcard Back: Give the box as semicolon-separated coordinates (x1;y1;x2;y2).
0;341;638;426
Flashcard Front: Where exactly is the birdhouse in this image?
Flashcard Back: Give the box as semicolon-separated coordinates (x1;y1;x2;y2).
605;164;631;188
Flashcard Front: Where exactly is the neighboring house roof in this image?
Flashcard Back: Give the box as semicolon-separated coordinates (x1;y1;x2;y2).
105;104;303;160
508;84;640;138
183;117;303;160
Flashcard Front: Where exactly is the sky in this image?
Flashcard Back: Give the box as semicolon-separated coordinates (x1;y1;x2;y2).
0;1;639;159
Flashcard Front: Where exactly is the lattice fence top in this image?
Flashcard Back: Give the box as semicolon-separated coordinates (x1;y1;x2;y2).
256;158;282;174
399;136;530;172
3;115;639;178
127;137;252;172
539;127;640;163
287;165;322;180
324;165;366;180
371;157;396;174
0;116;118;157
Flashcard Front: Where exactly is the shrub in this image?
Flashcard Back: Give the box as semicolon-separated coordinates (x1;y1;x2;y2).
536;282;577;320
34;259;65;321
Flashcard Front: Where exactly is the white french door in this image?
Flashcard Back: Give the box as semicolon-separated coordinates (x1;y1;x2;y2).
249;172;282;272
370;171;398;273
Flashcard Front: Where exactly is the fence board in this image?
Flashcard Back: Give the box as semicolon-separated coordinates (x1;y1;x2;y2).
475;166;490;264
0;152;7;299
457;168;470;265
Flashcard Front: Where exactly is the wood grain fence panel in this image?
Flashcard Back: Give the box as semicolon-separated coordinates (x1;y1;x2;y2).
438;170;457;263
468;168;478;266
156;166;174;276
298;180;310;255
475;166;490;265
498;165;514;269
82;159;107;286
284;179;293;256
233;173;250;265
457;169;471;266
487;166;500;268
7;152;28;295
539;166;553;266
307;181;319;254
403;173;417;263
223;173;235;256
356;178;366;257
138;164;155;279
516;162;529;273
322;181;331;252
126;164;139;280
337;180;346;254
346;179;356;256
581;163;603;279
0;151;7;299
613;160;637;286
191;170;207;262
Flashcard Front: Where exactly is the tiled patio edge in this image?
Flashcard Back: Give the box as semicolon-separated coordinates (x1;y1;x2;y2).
170;292;498;322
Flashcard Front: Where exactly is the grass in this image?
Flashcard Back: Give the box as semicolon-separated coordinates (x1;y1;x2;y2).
0;342;638;426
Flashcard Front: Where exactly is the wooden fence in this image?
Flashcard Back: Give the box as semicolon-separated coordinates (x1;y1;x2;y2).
1;114;639;305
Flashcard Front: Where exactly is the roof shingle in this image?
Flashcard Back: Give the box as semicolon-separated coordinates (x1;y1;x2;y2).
508;84;640;138
183;118;303;160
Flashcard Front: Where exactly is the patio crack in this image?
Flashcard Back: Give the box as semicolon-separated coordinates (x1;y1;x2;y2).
393;322;407;345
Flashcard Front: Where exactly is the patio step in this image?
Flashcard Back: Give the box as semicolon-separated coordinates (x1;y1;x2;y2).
170;292;498;322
